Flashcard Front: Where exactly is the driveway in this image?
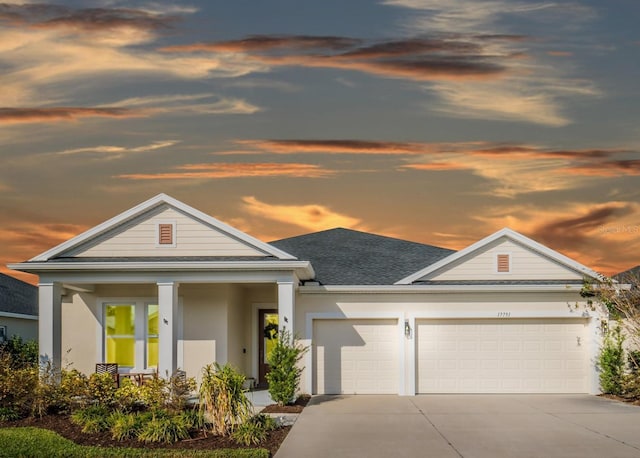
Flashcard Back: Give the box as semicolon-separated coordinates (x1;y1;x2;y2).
275;395;640;458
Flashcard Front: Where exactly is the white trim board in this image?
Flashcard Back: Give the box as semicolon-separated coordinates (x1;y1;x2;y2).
0;311;38;320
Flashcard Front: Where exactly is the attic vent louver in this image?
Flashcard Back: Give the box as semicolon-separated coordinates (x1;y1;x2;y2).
497;254;510;273
158;223;174;245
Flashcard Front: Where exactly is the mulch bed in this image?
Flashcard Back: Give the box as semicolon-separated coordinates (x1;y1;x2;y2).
600;394;640;406
1;416;290;457
0;397;310;456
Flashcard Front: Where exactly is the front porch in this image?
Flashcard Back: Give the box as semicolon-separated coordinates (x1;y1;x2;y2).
37;278;298;384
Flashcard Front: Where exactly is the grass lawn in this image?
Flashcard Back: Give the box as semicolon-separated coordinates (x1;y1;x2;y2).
0;427;269;458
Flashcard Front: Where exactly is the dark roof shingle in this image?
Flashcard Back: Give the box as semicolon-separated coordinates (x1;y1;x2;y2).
270;228;454;285
0;273;37;316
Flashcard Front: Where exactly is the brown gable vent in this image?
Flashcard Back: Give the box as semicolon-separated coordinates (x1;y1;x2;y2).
158;223;174;245
497;254;510;273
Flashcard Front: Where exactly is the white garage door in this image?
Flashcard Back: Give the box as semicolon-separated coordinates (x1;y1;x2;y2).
314;319;399;394
417;319;589;393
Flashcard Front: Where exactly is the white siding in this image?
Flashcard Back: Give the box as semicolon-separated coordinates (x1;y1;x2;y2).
424;239;582;281
67;206;266;258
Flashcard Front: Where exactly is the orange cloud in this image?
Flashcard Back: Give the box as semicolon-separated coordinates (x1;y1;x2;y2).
163;35;509;82
242;196;364;232
401;162;471;171
563;160;640;177
116;163;334;180
235;139;444;155
0;4;178;32
547;51;573;57
0;107;148;124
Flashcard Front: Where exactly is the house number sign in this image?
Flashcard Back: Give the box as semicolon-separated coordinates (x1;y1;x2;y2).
497;312;511;318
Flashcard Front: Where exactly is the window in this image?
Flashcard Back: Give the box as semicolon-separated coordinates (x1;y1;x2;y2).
497;254;510;273
103;302;159;370
0;325;6;344
157;222;176;247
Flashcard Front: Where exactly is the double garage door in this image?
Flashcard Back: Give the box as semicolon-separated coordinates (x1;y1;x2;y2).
313;318;589;394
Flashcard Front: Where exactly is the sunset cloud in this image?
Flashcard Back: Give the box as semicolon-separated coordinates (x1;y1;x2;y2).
0;107;147;124
52;140;180;159
116;163;334;180
242;196;364;232
163;35;510;82
475;201;640;275
564;160;640;177
236;139;439;155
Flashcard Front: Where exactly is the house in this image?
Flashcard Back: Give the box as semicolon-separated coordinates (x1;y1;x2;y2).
0;273;38;343
9;194;606;395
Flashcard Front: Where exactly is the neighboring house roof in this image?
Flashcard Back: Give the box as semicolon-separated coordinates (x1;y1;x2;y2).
270;228;455;285
0;273;37;317
615;265;640;282
396;228;603;285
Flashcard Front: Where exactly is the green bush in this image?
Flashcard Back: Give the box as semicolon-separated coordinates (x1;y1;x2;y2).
266;330;308;406
232;414;276;446
199;363;252;436
0;352;38;417
599;325;626;395
114;377;145;412
137;411;190;444
109;411;146;441
88;372;118;407
71;405;112;434
0;336;38;369
0;406;20;421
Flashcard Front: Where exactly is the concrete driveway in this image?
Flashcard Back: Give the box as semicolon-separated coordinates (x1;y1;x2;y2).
275;395;640;458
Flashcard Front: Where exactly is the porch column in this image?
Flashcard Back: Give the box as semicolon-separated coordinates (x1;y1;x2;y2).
38;282;62;372
157;281;179;378
278;281;295;341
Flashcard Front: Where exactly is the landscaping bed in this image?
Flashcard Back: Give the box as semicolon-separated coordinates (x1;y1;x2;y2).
0;415;290;456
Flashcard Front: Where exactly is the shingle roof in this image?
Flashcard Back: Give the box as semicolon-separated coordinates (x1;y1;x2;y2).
0;273;37;316
614;265;640;283
270;228;455;285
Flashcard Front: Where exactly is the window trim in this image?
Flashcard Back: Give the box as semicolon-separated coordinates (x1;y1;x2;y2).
98;297;183;373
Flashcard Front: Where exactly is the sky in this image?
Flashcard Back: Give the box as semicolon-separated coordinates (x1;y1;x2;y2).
1;0;639;285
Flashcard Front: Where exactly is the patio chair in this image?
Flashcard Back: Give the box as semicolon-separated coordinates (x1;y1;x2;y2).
95;363;119;387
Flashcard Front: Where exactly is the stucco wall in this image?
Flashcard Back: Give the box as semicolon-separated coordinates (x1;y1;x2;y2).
0;315;37;342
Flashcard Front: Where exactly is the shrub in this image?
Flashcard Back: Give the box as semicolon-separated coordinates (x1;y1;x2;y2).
71;405;112;433
138;374;169;410
0;406;20;421
266;330;308;406
0;336;38;369
113;378;144;412
109;411;145;441
167;370;197;412
0;352;38;417
87;372;118;407
137;410;190;444
178;407;207;431
199;363;252;436
599;324;626;395
232;414;275;446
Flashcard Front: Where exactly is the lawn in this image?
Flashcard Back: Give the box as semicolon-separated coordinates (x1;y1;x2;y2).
0;427;269;458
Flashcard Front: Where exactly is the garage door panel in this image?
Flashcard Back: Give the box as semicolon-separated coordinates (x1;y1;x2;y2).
417;318;588;394
314;319;399;395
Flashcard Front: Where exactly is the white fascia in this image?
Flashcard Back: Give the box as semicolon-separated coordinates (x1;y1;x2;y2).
299;283;585;294
8;260;314;280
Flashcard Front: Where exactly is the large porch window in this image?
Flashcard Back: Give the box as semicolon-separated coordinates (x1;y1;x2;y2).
103;302;158;370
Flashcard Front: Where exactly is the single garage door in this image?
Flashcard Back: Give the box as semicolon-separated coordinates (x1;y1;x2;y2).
314;319;399;394
417;318;589;393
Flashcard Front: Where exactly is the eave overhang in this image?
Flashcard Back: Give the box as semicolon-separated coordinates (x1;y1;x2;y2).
299;283;588;294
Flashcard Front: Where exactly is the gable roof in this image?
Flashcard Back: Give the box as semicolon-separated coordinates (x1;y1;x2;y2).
396;227;602;285
270;228;454;285
615;265;640;283
30;194;296;262
0;273;37;316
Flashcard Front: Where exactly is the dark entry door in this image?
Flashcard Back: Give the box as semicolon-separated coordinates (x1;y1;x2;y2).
258;309;278;387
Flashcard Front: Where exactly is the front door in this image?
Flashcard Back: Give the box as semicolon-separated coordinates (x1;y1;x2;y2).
258;309;278;387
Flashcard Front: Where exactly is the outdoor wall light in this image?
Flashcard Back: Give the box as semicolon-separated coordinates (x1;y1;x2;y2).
404;320;411;338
